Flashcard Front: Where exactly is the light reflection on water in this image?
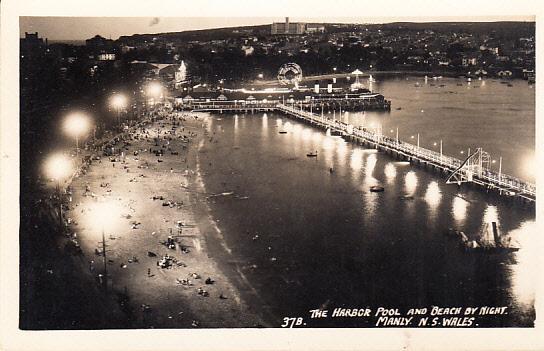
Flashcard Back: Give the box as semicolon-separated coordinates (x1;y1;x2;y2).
482;205;499;226
322;135;335;151
283;121;292;131
404;171;418;195
364;153;378;183
301;127;312;141
451;196;469;227
336;139;349;161
199;112;535;327
384;162;397;184
508;221;536;311
350;149;364;180
312;129;322;143
261;113;268;136
424;181;442;217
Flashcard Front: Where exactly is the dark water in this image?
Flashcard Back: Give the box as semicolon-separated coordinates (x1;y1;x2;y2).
339;76;535;182
197;78;536;328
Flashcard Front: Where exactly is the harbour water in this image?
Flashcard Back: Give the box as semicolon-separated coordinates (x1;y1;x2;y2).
328;76;535;182
197;77;536;327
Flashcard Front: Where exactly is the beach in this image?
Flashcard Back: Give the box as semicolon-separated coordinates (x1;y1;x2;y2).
66;110;270;328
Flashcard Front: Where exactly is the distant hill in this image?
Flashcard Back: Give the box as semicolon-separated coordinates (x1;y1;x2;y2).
118;24;271;44
48;39;86;46
116;21;534;44
376;21;535;37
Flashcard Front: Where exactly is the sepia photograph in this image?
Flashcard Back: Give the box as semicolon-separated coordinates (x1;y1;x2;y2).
1;0;544;350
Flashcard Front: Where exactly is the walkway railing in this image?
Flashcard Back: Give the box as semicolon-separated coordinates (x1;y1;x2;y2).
276;104;536;202
189;102;535;202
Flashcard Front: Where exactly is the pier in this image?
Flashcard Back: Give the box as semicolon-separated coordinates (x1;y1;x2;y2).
191;102;536;203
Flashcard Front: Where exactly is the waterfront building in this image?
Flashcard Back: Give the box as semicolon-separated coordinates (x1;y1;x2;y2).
271;17;306;35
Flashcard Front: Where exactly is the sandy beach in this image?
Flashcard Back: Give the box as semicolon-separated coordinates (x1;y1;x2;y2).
66;110;270;328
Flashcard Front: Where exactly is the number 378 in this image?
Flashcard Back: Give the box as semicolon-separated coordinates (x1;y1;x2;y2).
281;317;305;328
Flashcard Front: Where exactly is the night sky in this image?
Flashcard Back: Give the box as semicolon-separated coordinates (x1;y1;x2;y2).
19;16;534;41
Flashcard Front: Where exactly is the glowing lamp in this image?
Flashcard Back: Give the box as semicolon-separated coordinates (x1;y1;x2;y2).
44;153;73;181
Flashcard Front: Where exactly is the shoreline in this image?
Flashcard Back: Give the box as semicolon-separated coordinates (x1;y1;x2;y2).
63;110;266;328
190;129;279;327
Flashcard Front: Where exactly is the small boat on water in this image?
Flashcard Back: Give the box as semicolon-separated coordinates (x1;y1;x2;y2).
369;185;385;192
396;107;402;110
306;151;318;158
209;191;235;197
279;131;288;134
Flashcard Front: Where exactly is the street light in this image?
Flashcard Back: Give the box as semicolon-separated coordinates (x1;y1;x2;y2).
110;93;127;127
44;153;73;229
87;199;123;295
145;82;164;110
63;112;91;155
147;82;163;100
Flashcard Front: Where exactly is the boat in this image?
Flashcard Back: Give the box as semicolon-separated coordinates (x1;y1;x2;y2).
369;185;384;192
473;222;519;253
279;131;288;134
396;107;402;111
446;223;519;253
306;151;318;158
209;191;235;197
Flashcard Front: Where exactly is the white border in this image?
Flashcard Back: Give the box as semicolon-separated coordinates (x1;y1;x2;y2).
2;0;543;350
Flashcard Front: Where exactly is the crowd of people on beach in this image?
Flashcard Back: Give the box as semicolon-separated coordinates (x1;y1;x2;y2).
54;106;237;327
